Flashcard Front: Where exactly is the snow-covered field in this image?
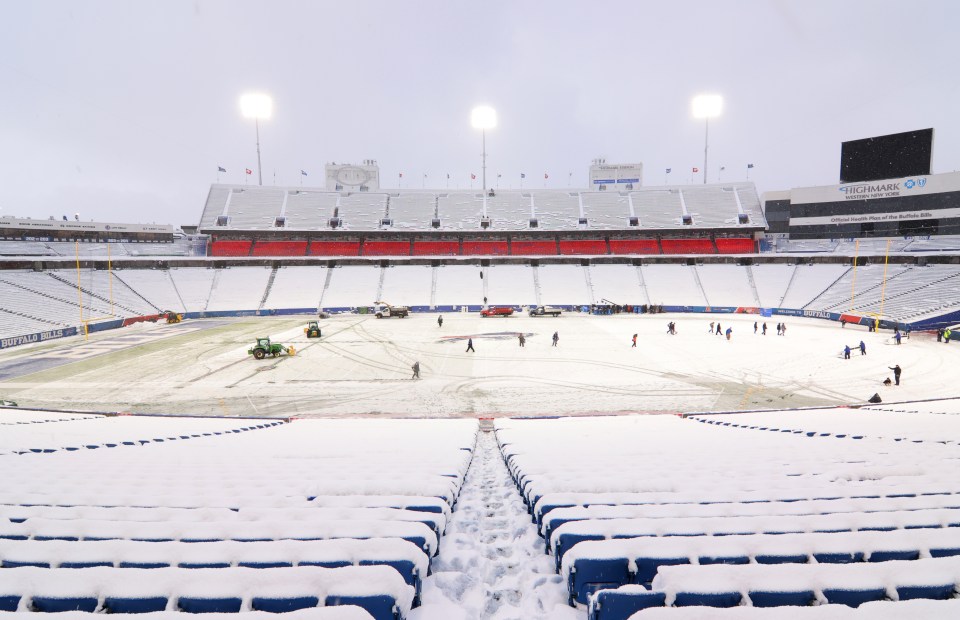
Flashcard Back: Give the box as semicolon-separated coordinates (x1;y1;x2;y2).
1;313;956;417
1;313;959;619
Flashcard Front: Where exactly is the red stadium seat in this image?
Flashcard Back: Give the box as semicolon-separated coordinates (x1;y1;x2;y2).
609;239;661;254
308;241;361;256
251;241;308;256
412;241;459;256
462;240;508;256
210;240;252;257
660;239;716;254
558;240;607;255
511;240;557;255
362;241;411;256
715;238;756;254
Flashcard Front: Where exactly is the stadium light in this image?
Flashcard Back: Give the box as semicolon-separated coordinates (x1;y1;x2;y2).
471;106;497;193
692;94;722;184
240;93;273;186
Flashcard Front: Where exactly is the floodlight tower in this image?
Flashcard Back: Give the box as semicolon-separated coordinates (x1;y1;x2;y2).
240;93;273;186
692;94;722;184
471;106;497;192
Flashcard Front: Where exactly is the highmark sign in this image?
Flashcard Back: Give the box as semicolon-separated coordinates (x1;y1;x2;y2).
791;171;960;206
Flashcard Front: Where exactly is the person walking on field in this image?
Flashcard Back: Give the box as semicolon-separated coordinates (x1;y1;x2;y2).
437;315;443;328
465;338;475;353
552;331;559;347
781;323;787;336
518;333;525;347
888;364;902;385
754;321;758;334
631;333;637;348
843;345;851;359
860;340;866;355
762;322;768;335
894;330;902;345
776;323;782;336
945;328;952;343
411;361;420;379
709;322;715;333
716;323;722;335
725;327;732;340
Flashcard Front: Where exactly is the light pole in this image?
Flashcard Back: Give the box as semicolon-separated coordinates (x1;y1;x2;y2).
240;93;273;186
471;105;497;193
692;94;722;185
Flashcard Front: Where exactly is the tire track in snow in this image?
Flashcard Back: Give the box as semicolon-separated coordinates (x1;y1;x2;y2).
412;431;580;620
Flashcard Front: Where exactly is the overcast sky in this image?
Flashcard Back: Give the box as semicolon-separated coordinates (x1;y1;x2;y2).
2;0;958;227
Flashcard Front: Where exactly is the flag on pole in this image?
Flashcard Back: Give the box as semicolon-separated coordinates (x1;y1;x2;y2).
521;173;526;179
446;173;450;179
665;168;671;174
301;170;308;176
720;166;726;171
747;163;755;169
544;173;549;179
692;167;699;173
470;173;476;180
245;168;252;175
497;173;502;178
218;166;226;173
399;172;404;178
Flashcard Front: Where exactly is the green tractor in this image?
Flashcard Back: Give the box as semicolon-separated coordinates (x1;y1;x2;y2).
248;337;296;360
304;321;322;338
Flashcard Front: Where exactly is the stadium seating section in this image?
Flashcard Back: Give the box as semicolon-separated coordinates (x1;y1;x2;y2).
660;238;716;254
511;240;557;255
209;240;252;257
558;240;607;255
412;241;459;256
715;237;756;254
461;240;508;256
609;239;660;254
0;412;479;619
251;241;309;256
362;241;411;257
493;404;960;618
309;241;361;256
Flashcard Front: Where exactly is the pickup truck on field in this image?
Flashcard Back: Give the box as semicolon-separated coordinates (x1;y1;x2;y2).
372;301;410;318
480;306;514;317
529;306;563;317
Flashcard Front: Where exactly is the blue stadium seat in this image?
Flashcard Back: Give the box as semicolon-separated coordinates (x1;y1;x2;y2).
177;597;243;613
813;551;865;564
31;597;99;612
178;562;231;569
2;560;50;568
0;596;20;612
869;550;919;562
822;587;888;607
698;555;749;566
60;561;112;568
325;595;398;620
300;560;352;568
568;558;631;605
635;557;690;587
755;553;808;564
896;584;956;601
554;533;605;569
251;596;320;612
119;561;170;569
750;589;817;607
588;590;666;620
103;596;169;613
929;547;960;558
237;561;293;568
673;591;743;607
